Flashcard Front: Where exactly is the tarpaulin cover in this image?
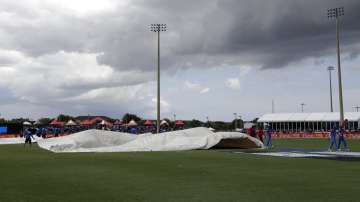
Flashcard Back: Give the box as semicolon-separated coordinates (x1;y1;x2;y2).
37;127;263;153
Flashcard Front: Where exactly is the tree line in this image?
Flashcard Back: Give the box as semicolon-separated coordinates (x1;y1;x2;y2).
0;113;256;131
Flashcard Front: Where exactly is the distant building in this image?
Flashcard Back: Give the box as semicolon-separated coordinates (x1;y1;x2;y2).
258;112;360;132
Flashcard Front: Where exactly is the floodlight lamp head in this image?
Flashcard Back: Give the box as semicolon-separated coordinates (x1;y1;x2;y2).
327;66;335;71
327;7;345;19
338;7;345;16
149;23;167;32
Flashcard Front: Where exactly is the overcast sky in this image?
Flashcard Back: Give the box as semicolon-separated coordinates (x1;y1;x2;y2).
0;0;359;121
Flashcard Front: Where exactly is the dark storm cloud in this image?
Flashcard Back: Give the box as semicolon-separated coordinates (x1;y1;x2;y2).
214;0;360;68
95;0;360;70
157;0;360;69
1;0;359;72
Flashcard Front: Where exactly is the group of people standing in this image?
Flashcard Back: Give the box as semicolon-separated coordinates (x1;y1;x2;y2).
246;124;349;151
247;126;273;148
328;127;349;151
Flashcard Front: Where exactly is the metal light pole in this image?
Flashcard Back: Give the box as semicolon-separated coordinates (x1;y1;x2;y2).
327;66;335;112
301;103;306;113
150;24;167;133
233;113;237;131
328;7;345;126
354;106;360;112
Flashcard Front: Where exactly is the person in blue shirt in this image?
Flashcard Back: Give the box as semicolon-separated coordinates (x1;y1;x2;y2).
54;127;60;137
24;128;35;147
130;127;137;135
41;127;47;139
36;127;42;137
328;127;337;151
337;127;349;151
265;126;272;148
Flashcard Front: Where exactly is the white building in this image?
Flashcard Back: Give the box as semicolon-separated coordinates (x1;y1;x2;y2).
258;112;360;132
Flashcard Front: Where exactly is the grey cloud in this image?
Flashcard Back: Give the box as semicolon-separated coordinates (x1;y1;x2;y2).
207;0;360;68
0;0;360;119
2;0;360;72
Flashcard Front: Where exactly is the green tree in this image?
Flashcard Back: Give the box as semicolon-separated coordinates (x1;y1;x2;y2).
0;118;6;123
212;121;232;131
122;113;142;123
38;118;52;125
186;119;203;128
57;114;74;122
231;119;244;129
8;118;31;124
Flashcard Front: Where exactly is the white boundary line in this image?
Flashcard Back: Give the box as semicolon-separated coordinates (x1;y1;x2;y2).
235;151;360;158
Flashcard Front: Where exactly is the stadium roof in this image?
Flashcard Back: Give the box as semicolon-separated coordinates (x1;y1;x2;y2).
258;112;360;122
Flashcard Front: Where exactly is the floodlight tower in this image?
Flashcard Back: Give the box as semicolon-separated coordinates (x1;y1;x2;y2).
328;7;345;126
150;24;167;134
301;103;306;113
327;66;335;112
354;106;360;112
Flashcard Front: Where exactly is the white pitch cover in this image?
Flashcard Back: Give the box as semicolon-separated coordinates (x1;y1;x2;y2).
37;127;263;153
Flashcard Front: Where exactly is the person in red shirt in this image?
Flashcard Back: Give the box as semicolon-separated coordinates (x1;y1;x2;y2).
247;126;257;138
247;127;253;137
257;127;264;143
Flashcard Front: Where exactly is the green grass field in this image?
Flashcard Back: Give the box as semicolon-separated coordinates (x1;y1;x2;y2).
1;139;360;202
